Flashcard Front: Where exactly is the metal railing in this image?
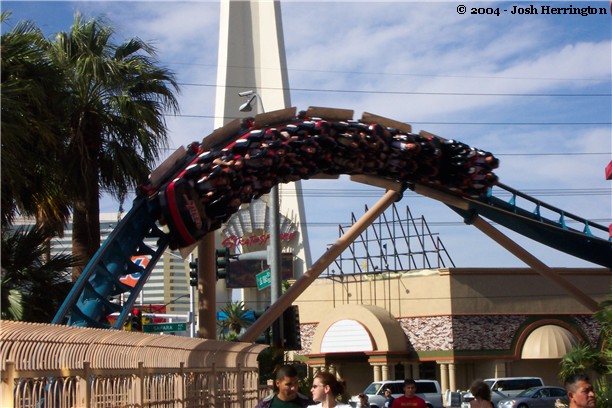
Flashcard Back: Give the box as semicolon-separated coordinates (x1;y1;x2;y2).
1;321;269;407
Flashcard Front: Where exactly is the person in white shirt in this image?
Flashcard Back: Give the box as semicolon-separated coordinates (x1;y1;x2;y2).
308;371;351;408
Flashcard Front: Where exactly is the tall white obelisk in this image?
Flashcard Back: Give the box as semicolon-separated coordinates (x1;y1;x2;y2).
214;0;312;307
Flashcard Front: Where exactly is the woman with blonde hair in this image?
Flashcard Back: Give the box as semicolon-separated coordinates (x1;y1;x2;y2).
308;371;351;408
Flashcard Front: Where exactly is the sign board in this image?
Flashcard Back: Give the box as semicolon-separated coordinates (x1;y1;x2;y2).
143;322;187;333
226;253;294;289
256;269;271;291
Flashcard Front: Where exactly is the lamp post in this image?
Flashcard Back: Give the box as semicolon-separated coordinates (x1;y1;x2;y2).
239;90;283;346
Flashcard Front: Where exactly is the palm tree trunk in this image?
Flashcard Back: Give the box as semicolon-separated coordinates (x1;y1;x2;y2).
71;156;101;282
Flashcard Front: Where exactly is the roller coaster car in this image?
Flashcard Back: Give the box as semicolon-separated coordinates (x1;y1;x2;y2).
158;177;210;249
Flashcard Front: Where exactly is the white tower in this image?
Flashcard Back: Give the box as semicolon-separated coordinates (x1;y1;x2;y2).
214;0;311;306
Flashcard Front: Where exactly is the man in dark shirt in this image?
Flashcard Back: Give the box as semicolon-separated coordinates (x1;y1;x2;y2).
256;365;314;408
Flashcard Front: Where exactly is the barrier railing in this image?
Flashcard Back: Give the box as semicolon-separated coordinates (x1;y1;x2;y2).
1;321;269;407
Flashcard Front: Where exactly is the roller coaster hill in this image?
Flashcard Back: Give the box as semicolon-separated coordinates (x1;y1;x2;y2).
52;106;612;330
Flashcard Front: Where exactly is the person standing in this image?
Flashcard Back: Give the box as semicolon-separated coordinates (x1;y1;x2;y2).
391;379;427;408
565;373;596;408
256;365;314;408
468;380;494;408
384;388;395;408
357;393;370;407
308;371;351;408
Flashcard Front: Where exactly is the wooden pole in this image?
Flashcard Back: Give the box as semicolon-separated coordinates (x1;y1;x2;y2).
471;215;600;312
198;233;217;338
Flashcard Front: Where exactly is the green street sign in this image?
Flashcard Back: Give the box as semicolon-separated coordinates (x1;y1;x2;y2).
256;269;271;291
143;322;187;333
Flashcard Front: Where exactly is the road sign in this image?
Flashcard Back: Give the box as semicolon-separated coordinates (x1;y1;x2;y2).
143;322;187;333
256;269;271;290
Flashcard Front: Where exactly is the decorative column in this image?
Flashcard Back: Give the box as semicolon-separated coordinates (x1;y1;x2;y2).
494;360;508;378
411;363;420;379
403;363;411;379
381;364;389;381
449;362;456;392
373;364;382;382
439;363;449;398
311;364;324;377
335;364;343;379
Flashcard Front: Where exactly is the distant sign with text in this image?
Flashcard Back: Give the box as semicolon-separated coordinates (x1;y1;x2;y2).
143;322;187;333
256;269;271;290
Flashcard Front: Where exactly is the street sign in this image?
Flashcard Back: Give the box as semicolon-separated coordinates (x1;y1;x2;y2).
143;322;187;333
256;268;271;290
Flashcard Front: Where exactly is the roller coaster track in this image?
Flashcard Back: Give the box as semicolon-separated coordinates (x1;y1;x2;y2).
52;106;611;329
415;182;611;268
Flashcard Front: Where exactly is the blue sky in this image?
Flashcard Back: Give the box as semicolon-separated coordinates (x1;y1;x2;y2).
3;1;611;269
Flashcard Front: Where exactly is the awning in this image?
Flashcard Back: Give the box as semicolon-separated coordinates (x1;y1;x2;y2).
521;325;580;359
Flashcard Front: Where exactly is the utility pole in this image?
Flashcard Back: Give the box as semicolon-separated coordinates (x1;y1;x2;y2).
188;254;196;338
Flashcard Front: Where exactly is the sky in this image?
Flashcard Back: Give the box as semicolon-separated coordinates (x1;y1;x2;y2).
3;0;611;271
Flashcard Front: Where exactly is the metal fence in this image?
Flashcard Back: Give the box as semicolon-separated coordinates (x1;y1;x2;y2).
1;321;269;407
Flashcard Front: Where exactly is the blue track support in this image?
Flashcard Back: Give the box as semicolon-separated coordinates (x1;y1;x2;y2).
52;197;171;328
558;212;568;230
533;204;542;221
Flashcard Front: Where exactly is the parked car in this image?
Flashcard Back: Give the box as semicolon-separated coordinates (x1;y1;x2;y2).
461;377;545;408
497;386;568;408
349;379;443;408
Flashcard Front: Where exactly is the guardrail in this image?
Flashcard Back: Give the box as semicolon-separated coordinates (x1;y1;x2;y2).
1;321;269;407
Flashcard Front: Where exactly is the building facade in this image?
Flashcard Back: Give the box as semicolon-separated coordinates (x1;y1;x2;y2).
291;267;609;397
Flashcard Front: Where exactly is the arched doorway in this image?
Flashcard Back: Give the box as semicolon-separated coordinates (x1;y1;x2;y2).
306;304;408;396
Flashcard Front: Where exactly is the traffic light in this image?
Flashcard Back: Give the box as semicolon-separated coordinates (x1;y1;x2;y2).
189;259;198;286
251;306;301;350
215;248;231;280
130;308;143;332
282;305;301;350
252;309;272;345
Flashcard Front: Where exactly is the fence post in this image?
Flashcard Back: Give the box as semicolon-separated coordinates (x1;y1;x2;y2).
138;361;144;407
83;361;91;408
211;362;217;407
236;363;243;408
1;361;15;407
179;362;185;408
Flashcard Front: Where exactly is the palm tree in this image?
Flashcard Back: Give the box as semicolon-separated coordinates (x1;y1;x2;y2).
1;225;75;322
46;13;180;281
218;301;253;340
558;292;611;408
559;343;606;380
1;12;71;232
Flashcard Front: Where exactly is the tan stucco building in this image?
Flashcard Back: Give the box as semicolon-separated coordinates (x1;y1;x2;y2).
290;267;610;397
